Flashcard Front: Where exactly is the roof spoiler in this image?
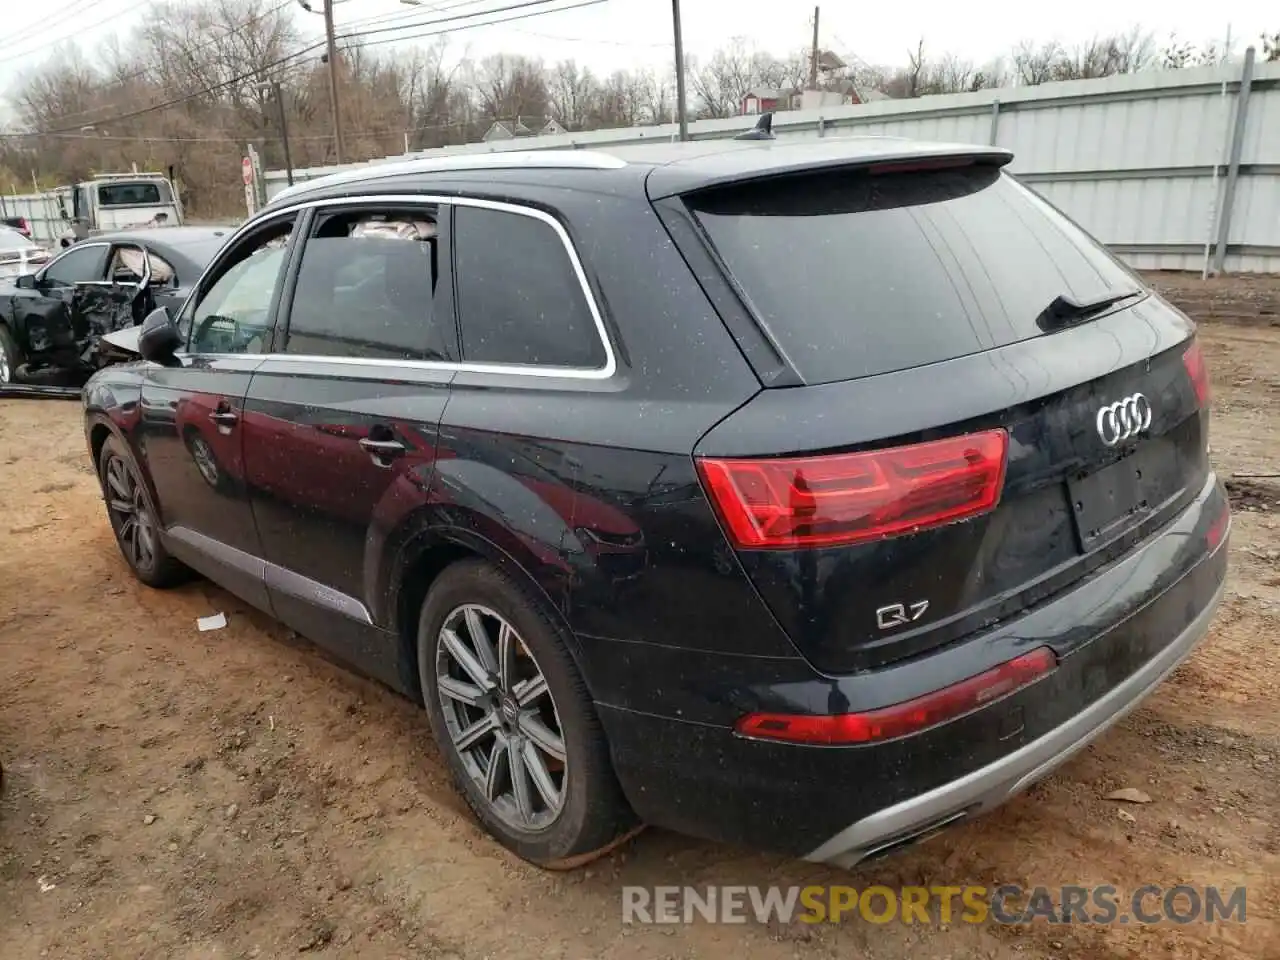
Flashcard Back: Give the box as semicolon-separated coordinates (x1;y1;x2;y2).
648;142;1015;200
735;113;775;141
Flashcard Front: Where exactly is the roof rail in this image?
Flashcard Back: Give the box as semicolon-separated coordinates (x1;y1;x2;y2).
270;150;628;204
88;172;171;181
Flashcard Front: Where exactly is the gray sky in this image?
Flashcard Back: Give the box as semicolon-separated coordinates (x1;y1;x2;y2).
0;0;1272;95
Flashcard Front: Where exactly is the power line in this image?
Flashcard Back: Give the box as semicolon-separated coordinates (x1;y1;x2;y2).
0;0;99;55
333;0;498;33
3;0;306;132
5;0;611;138
0;1;144;65
331;0;596;45
0;0;296;70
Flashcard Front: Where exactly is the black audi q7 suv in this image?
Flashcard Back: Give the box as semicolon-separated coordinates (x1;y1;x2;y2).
82;133;1229;870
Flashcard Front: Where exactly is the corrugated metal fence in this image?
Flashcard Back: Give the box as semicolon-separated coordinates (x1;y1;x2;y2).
265;51;1280;274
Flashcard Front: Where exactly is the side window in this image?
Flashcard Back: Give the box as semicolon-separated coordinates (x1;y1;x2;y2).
107;245;147;284
187;217;294;355
453;205;604;369
146;251;177;286
281;207;447;361
42;245;107;286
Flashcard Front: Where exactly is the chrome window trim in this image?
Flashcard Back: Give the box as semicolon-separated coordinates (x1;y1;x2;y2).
78;241;152;290
176;193;618;381
37;240;112;284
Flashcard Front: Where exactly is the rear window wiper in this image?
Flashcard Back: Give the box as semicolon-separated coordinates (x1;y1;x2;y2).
1036;290;1145;333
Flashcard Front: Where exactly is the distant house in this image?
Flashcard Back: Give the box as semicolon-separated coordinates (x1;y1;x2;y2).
740;87;803;116
740;80;891;117
481;116;567;142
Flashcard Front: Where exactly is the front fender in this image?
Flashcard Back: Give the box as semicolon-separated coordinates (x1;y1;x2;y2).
83;372;149;498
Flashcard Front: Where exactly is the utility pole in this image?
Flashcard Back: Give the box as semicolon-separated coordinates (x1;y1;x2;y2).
323;0;345;163
272;82;295;186
672;0;689;141
809;6;820;89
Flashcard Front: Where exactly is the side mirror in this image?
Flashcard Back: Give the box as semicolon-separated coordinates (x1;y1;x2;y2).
15;273;36;290
138;306;182;366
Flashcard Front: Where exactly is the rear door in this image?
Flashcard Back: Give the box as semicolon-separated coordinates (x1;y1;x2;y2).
672;159;1211;672
137;213;298;611
241;200;454;683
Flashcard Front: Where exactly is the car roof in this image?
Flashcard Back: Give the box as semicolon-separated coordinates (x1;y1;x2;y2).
86;225;233;278
0;224;36;248
95;225;235;250
264;135;1013;211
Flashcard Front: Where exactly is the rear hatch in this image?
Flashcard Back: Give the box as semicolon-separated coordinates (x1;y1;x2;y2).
672;152;1212;673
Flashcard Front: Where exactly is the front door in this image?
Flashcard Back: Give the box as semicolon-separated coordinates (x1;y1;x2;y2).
15;241;109;369
242;201;455;686
136;213;299;611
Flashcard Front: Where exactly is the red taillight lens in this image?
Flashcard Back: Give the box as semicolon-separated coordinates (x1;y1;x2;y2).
697;430;1008;550
1182;339;1210;407
1206;500;1230;550
735;646;1057;745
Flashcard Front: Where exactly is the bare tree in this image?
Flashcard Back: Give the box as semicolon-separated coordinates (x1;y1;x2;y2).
904;38;927;97
1263;32;1280;61
1053;29;1155;80
643;67;675;124
592;70;648;128
1161;35;1197;70
549;59;598;130
475;53;550;124
1012;40;1062;85
689;39;757;118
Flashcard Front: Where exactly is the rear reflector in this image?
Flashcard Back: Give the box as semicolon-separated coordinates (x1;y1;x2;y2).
1182;339;1210;407
1206;500;1230;550
697;429;1008;550
734;646;1058;745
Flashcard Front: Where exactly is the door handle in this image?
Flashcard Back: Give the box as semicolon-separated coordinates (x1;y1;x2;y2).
359;437;406;466
209;410;239;427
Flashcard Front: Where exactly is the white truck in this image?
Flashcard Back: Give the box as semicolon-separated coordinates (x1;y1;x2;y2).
0;172;185;248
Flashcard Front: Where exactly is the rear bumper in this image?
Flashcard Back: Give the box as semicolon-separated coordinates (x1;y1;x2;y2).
806;575;1225;867
593;475;1230;862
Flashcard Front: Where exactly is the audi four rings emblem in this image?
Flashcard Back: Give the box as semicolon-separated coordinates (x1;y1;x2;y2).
1095;393;1152;447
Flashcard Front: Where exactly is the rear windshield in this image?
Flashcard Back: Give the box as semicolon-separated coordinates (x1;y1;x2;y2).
688;164;1140;385
98;181;171;207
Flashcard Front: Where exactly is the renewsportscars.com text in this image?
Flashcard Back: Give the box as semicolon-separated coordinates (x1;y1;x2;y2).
621;884;1248;926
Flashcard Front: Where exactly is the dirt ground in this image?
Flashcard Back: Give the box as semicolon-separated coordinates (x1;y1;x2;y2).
2;273;1279;960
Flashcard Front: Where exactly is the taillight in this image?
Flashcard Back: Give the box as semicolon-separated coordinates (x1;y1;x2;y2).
696;429;1008;550
735;646;1057;745
1182;339;1210;407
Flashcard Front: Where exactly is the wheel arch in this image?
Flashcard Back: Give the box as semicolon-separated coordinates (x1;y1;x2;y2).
389;525;584;704
85;411;164;520
89;419;113;466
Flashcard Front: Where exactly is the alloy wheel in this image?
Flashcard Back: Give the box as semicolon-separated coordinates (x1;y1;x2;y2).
435;603;568;831
0;340;10;383
104;454;156;573
190;435;220;487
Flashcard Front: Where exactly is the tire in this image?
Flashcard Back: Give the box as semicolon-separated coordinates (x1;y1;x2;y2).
0;323;21;384
183;426;226;491
417;559;639;867
98;435;189;588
